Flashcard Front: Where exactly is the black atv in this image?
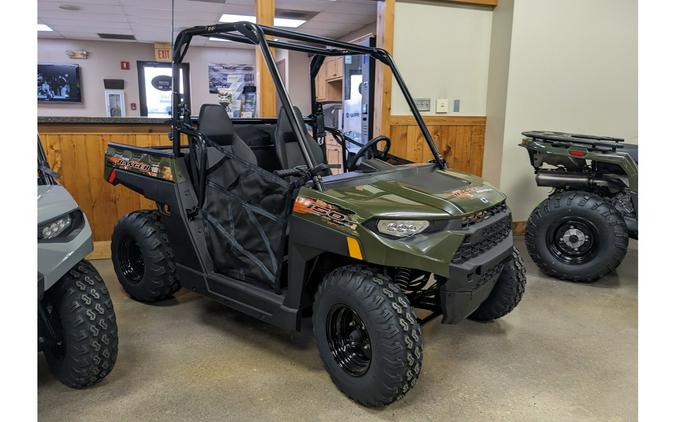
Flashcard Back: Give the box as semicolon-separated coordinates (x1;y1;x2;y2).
520;131;637;282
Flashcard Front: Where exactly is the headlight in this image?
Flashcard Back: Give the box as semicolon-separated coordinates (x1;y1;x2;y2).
376;220;430;238
38;210;83;241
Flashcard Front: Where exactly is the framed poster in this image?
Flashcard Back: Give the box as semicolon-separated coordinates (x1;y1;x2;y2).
208;64;256;117
105;89;126;117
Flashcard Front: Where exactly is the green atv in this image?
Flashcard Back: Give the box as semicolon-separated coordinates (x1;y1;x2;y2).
520;131;637;282
104;22;526;407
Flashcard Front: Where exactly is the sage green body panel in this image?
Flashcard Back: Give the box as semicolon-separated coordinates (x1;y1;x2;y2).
293;163;508;277
520;138;638;193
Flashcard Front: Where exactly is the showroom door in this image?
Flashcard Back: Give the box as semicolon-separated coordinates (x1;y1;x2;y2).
137;61;191;118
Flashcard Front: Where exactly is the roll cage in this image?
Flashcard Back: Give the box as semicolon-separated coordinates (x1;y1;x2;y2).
170;22;446;191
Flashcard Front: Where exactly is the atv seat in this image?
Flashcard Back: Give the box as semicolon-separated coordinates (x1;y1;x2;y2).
275;106;328;172
198;104;257;167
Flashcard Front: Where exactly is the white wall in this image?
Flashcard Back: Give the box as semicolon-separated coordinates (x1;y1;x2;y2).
391;1;493;116
485;0;638;220
38;39;255;117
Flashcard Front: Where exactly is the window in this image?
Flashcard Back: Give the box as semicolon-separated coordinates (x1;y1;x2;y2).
137;61;191;118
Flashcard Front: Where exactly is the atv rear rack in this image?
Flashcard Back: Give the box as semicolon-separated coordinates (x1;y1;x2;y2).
522;131;626;153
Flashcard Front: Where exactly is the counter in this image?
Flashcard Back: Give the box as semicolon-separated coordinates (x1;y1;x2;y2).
39;117;173;258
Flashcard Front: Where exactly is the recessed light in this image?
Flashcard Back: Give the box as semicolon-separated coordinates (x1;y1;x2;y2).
38;24;53;32
218;13;306;28
58;4;81;11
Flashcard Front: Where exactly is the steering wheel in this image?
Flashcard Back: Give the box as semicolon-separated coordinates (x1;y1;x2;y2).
346;135;391;171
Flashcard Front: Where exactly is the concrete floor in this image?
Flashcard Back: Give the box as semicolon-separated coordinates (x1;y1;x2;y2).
38;238;637;421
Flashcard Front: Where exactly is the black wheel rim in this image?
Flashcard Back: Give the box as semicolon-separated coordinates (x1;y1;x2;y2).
546;217;599;264
118;237;145;283
326;304;372;377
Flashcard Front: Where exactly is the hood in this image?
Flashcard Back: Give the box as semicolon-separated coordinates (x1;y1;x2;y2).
323;164;506;220
38;185;79;224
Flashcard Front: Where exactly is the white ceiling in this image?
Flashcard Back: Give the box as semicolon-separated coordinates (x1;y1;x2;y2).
38;0;377;47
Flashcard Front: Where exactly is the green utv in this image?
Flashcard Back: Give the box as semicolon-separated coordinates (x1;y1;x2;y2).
104;23;526;407
520;131;637;282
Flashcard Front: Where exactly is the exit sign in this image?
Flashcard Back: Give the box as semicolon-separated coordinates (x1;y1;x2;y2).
154;43;172;62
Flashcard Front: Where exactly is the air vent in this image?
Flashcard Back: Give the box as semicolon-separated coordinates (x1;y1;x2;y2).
98;33;136;40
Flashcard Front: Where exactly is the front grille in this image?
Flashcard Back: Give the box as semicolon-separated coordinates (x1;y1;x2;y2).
461;202;507;228
452;216;512;264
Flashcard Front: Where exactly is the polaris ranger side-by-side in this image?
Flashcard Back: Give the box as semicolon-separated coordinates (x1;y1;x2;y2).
105;23;526;407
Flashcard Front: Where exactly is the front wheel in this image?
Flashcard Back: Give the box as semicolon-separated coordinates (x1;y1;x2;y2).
469;248;527;321
313;265;422;408
41;260;118;388
525;191;629;282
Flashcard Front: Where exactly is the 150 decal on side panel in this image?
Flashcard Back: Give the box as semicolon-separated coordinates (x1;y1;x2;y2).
293;196;357;232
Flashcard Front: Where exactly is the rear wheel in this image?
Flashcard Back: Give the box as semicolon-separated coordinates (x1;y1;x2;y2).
525;191;629;282
42;260;118;388
111;210;179;302
313;265;422;407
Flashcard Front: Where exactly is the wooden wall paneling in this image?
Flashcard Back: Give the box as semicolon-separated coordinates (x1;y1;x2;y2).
387;116;486;176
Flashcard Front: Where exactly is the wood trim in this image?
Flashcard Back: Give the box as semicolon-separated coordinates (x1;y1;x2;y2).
88;241;112;260
374;0;395;138
512;221;526;236
38;123;170;133
389;115;487;126
255;0;277;118
434;0;497;6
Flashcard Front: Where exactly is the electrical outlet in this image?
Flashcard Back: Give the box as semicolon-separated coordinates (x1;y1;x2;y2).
414;98;431;112
436;98;449;113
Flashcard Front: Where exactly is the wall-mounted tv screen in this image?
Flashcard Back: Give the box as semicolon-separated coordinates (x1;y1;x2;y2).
38;64;82;103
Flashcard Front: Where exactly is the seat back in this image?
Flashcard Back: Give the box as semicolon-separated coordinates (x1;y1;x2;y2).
274;106;326;169
198;104;257;165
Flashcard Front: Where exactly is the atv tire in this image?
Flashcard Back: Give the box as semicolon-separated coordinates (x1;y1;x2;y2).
42;260;118;388
111;210;180;302
469;247;526;321
525;191;629;282
313;265;422;408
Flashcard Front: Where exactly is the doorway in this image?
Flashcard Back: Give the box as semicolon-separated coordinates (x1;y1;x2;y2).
137;61;191;118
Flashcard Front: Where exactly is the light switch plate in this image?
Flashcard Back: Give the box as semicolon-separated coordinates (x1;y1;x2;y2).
436;98;449;113
414;98;431;112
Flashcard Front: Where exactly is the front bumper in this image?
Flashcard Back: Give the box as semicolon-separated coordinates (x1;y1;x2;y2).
439;210;514;324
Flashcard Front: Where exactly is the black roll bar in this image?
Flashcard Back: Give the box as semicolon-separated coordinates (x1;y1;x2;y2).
169;22;447;190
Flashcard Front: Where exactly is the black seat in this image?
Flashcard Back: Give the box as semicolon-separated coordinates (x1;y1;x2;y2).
198;104;257;166
274;106;326;170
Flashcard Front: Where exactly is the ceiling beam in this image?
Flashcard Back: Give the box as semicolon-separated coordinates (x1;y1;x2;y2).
255;0;277;118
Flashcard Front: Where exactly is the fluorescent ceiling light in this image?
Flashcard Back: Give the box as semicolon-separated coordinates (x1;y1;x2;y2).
219;14;256;24
273;17;305;28
38;24;53;32
219;14;306;28
209;37;232;42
